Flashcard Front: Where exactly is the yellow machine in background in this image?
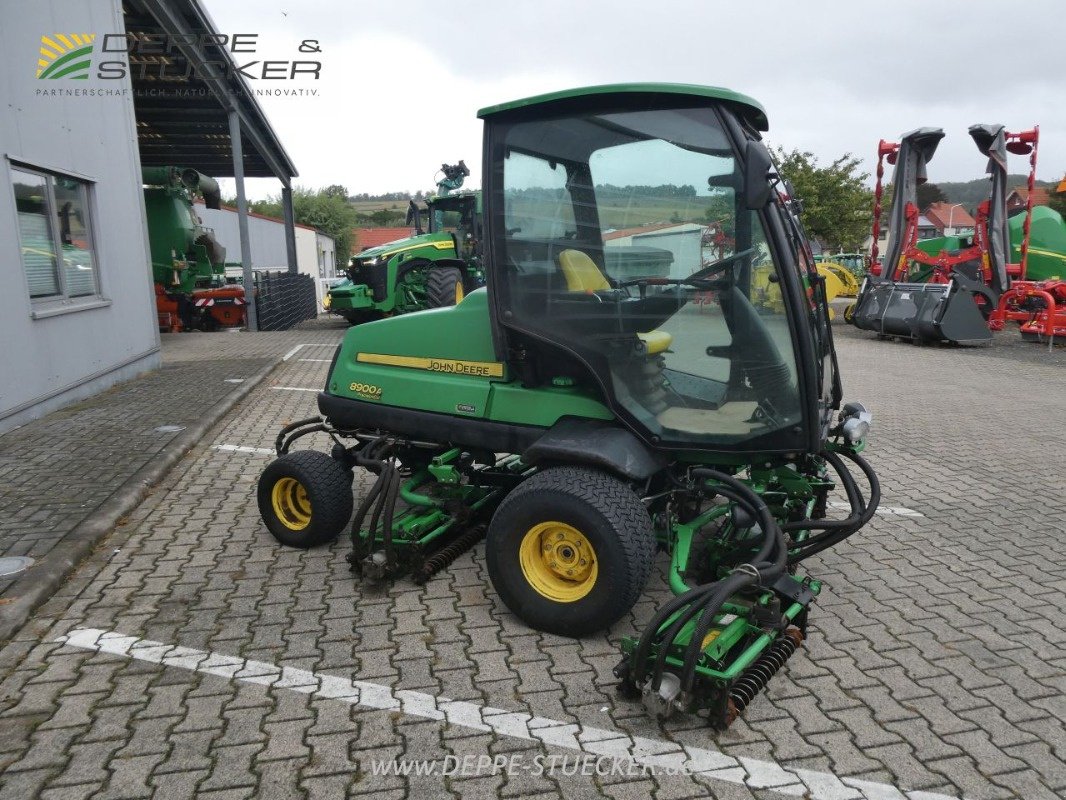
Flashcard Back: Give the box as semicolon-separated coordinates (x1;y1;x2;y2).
753;262;850;319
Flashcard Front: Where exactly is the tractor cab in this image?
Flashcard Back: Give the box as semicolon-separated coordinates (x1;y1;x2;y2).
427;191;482;261
479;86;840;456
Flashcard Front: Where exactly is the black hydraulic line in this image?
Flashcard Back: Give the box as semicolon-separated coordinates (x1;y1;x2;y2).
279;424;330;455
690;469;779;568
632;583;720;685
678;572;757;694
347;438;392;554
380;462;401;569
634;467;781;688
789;451;880;564
795;451;878;545
275;417;322;453
648;580;725;690
782;450;864;532
679;519;789;694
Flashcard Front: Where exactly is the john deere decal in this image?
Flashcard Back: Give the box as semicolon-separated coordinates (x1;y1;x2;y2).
37;34;96;80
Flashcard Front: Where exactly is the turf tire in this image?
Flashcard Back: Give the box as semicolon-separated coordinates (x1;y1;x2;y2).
486;466;656;637
258;450;354;548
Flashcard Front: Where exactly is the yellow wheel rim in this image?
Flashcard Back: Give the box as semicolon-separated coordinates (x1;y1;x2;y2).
454;281;465;304
271;476;311;531
519;521;598;603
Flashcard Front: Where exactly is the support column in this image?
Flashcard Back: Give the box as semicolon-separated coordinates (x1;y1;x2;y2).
228;109;258;331
282;184;298;274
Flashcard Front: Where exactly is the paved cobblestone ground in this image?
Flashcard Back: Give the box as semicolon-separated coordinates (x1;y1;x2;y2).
0;322;344;605
0;317;1062;800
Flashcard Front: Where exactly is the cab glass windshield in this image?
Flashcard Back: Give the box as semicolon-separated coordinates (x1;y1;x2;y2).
496;105;802;447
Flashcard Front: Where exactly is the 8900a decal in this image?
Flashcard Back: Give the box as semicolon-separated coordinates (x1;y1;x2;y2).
349;382;382;400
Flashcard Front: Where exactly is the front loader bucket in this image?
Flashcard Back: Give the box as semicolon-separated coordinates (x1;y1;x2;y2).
851;281;992;344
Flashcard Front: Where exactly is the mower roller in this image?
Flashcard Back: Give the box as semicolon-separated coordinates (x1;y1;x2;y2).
257;84;880;729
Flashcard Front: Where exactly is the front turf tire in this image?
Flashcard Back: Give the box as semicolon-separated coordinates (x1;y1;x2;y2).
486;466;656;637
257;450;354;548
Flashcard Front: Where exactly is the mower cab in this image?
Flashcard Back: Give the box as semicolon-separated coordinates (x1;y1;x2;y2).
259;85;879;729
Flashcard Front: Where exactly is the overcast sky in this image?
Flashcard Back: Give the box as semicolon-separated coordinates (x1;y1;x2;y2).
204;0;1064;202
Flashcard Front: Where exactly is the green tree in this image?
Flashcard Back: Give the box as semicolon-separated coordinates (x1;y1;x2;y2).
322;184;349;200
773;148;873;251
216;189;356;265
289;187;357;266
916;182;948;211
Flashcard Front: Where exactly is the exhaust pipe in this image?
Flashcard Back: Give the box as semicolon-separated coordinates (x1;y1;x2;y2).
141;167;221;210
181;169;221;210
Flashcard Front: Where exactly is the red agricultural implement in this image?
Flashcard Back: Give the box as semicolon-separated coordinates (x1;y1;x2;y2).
851;124;1066;344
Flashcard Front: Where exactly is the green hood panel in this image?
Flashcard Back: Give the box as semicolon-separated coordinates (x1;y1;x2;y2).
326;289;613;427
354;232;455;262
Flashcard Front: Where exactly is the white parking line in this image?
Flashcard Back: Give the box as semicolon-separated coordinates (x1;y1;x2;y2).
271;386;320;393
212;444;275;456
54;628;961;800
827;501;924;518
298;358;334;363
283;343;337;361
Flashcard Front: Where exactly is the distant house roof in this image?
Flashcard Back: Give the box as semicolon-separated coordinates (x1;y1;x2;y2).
603;222;699;241
917;215;936;229
355;227;417;250
924;202;976;231
1007;186;1050;207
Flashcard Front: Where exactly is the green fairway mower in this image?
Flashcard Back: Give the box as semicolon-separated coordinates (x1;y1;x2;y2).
257;84;880;729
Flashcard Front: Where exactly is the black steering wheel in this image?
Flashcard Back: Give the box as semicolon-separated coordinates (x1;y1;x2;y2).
687;247;757;282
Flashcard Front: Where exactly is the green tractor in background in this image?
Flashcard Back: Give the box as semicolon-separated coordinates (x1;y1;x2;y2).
326;162;484;324
258;84;880;729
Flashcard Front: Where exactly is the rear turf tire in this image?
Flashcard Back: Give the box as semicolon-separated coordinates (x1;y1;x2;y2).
486;466;656;637
426;266;465;308
257;451;354;548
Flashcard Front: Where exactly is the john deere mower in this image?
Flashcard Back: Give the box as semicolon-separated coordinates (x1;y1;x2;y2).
325;162;483;324
257;84;879;728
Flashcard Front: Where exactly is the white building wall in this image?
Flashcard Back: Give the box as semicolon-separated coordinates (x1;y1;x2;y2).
195;203;334;309
195;204;291;270
0;0;160;433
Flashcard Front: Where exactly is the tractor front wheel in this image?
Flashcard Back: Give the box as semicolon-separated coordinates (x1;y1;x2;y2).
257;451;354;548
426;266;465;308
486;467;656;637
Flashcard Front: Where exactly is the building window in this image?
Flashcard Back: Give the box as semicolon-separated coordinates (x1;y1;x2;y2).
11;164;99;303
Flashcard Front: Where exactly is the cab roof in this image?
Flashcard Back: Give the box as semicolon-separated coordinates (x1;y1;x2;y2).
477;83;768;131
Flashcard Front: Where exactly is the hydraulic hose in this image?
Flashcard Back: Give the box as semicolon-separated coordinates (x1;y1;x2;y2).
633;467;785;689
678;571;757;694
782;450;864;532
788;450;879;564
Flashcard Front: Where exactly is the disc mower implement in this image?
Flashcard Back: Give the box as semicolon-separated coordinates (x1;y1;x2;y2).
853;122;1065;345
257;84;880;729
850;128;996;343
